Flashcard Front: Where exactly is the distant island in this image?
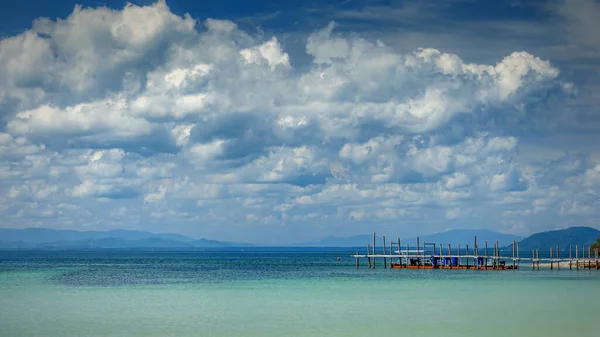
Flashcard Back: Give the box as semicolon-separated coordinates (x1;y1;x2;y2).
514;226;600;251
0;226;598;250
0;228;252;249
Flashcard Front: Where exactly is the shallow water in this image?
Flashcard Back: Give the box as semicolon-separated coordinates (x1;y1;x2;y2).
1;250;598;336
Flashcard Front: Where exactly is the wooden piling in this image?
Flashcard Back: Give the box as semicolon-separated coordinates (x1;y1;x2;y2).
517;241;520;270
367;244;372;268
569;245;572;270
531;249;535;270
512;240;515;270
557;246;560;270
589;246;592;270
383;236;387;269
448;244;452;269
417;237;420;269
550;247;553;270
496;241;499;271
390;241;393;269
466;244;470;269
485;241;488;268
356;251;359;269
373;232;376;269
397;238;401;268
458;244;461;269
576;245;579;270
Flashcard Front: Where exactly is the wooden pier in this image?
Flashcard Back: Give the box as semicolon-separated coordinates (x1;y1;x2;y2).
352;233;600;271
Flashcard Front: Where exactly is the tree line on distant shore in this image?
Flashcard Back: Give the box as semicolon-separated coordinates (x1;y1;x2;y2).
592;237;600;251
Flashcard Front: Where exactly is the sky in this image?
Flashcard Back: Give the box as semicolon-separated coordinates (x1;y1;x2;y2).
0;0;599;244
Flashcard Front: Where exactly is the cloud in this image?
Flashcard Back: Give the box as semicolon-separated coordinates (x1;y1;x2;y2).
0;1;596;243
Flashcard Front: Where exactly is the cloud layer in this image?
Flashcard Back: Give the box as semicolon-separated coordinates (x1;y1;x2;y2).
0;1;597;243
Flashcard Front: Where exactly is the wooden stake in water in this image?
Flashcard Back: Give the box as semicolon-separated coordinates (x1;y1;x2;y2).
458;244;461;269
466;244;470;269
550;247;553;270
356;251;359;269
397;238;401;268
576;245;579;270
569;245;572;270
373;232;376;269
589;246;592;270
517;241;520;270
532;249;535;270
512;240;515;270
367;244;372;268
448;244;452;269
496;241;499;270
417;237;420;269
383;235;387;269
557;246;560;270
390;241;393;269
484;241;488;269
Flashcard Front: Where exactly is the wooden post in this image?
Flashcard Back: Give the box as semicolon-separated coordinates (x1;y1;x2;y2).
496;241;499;270
417;237;420;269
492;242;496;270
569;245;572;270
397;238;401;268
390;241;393;269
537;249;540;270
356;251;359;269
367;244;372;268
383;236;387;269
406;244;409;268
373;232;376;269
589;246;592;270
448;244;452;269
466;244;469;269
458;244;461;269
512;240;515;270
550;247;553;270
576;245;579;270
439;244;443;268
557;246;560;270
531;249;535;270
485;241;488;269
517;241;520;270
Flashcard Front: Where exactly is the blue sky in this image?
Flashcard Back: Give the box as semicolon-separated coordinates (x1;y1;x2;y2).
0;0;599;244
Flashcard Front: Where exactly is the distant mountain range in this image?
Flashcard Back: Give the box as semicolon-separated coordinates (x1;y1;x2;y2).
1;226;598;250
0;228;252;249
296;229;523;247
514;226;600;251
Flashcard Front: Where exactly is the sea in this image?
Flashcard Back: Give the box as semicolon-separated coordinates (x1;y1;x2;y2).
1;248;598;337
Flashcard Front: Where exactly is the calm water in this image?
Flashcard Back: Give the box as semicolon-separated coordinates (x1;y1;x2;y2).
1;250;598;336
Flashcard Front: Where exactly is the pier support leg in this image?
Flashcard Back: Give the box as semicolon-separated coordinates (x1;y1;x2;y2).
373;233;376;269
383;236;387;269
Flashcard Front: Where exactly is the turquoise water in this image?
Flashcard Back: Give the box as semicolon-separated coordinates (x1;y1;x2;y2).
1;250;598;336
